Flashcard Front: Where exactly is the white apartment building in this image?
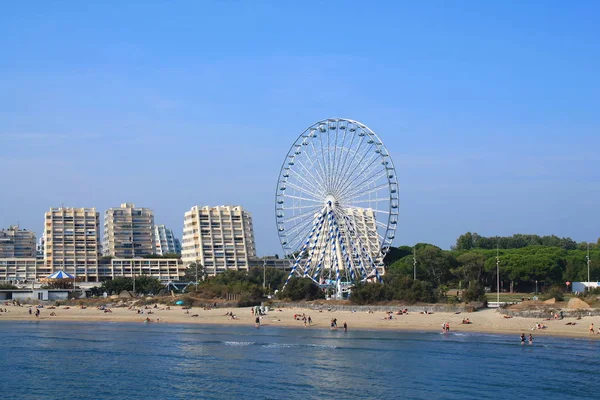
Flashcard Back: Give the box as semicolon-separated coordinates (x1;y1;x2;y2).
343;207;381;259
182;205;257;275
0;225;36;258
103;203;155;258
154;225;182;255
44;207;101;281
0;258;38;281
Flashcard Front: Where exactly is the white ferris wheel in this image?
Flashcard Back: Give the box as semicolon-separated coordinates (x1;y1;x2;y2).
276;118;399;295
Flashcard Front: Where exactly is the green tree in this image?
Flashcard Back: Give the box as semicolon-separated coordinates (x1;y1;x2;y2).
278;277;324;301
453;252;486;286
184;262;204;282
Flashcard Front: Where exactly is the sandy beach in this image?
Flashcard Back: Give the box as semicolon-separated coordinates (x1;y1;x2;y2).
1;303;600;339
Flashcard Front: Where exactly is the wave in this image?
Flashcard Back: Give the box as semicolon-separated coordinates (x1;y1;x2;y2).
222;341;255;346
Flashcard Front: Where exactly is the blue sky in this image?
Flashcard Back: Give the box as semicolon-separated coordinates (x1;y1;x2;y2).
1;1;599;254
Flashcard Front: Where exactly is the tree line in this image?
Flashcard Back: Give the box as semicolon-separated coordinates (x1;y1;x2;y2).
385;232;600;293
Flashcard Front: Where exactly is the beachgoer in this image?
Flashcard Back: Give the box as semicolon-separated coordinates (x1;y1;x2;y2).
520;333;526;344
308;316;312;325
445;322;450;332
343;322;347;332
528;334;533;345
255;316;260;327
28;308;32;315
590;323;595;334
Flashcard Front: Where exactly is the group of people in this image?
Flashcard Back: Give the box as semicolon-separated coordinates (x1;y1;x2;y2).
28;308;41;317
588;323;600;335
520;333;534;345
0;308;8;313
441;322;450;333
293;313;312;326
223;311;238;320
329;318;348;332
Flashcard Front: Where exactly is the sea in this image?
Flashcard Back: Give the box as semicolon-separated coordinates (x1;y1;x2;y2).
0;321;598;400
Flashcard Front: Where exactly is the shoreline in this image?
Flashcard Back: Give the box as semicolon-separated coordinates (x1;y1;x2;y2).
2;305;600;340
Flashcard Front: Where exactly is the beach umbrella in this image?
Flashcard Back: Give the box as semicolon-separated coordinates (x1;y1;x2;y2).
175;300;184;305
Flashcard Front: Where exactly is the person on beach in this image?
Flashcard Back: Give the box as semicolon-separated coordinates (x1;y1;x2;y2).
445;322;450;332
528;334;533;345
589;323;594;334
255;316;260;328
442;322;446;333
28;308;32;315
343;322;347;332
520;333;526;344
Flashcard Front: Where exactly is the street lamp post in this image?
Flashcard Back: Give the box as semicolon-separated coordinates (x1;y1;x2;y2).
496;244;500;305
587;243;591;292
263;259;267;292
413;247;417;280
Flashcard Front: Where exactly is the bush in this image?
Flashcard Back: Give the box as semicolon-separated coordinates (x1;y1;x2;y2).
278;277;325;301
462;282;487;303
349;277;438;305
542;286;565;302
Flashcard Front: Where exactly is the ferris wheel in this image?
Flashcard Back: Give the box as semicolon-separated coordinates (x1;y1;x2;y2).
276;118;399;295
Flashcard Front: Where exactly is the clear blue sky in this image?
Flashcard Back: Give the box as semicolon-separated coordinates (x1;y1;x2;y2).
1;1;599;254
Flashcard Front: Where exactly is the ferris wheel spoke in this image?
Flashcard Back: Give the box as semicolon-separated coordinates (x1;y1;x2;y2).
281;206;324;224
347;197;391;204
342;177;390;202
280;204;323;211
334;145;379;199
307;137;329;190
288;162;327;199
331;130;357;196
284;181;324;201
284;194;326;204
331;136;369;196
293;143;328;190
331;126;348;185
285;217;324;253
330;125;340;192
317;125;332;192
295;156;327;195
336;150;383;197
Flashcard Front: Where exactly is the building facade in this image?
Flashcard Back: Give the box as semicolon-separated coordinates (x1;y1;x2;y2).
99;258;185;282
44;207;101;281
103;203;155;258
248;256;292;270
182;205;256;275
0;226;36;258
0;258;38;281
154;225;182;255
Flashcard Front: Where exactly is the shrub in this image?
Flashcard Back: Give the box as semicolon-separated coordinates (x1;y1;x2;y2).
278;277;325;301
542;286;565;302
462;282;487;303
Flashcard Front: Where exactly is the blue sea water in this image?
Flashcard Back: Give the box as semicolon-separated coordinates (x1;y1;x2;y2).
0;321;598;400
